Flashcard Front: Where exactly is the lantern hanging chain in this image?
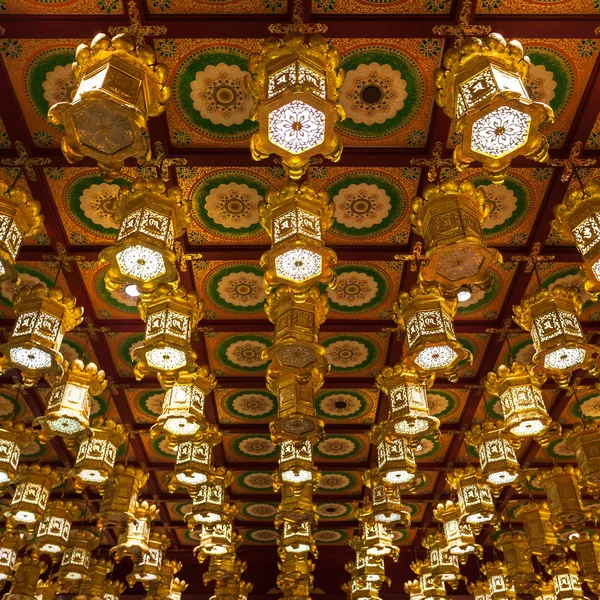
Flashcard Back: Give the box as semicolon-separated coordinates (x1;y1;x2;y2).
5;167;23;195
571;385;587;423
574;165;585;192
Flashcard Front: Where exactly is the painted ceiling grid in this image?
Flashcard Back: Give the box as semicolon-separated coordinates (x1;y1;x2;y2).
3;0;600;597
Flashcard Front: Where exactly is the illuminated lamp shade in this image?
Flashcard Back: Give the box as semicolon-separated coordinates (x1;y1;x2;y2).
465;420;520;489
513;501;559;558
35;578;61;600
5;463;61;530
393;283;472;382
433;500;481;563
446;466;497;531
73;557;113;600
362;522;395;558
375;365;439;443
0;285;83;387
3;554;47;600
370;425;416;486
405;579;425;600
434;32;553;184
127;531;170;585
422;532;461;589
513;286;596;388
485;362;556;444
547;559;585;600
0;178;44;285
469;581;492;600
282;520;316;555
0;421;34;491
493;531;539;592
573;532;600;585
346;577;384;600
362;469;411;527
482;561;517;600
412;563;447;600
132;284;202;388
198;521;235;557
102;579;127;600
0;531;25;583
71;418;129;491
151;366;215;443
348;538;388;585
36;359;107;442
34;500;79;557
247;32;344;180
410;179;502;296
97;464;148;530
279;439;316;485
98;178;190;298
564;421;600;487
59;530;99;582
111;500;158;562
184;468;233;526
48;33;170;181
536;466;589;531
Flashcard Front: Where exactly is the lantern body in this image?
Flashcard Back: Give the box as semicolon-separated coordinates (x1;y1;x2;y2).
494;532;538;591
434;501;480;562
111;501;158;562
34;501;78;556
0;531;25;582
537;467;588;530
447;467;496;528
59;530;98;582
362;522;393;557
283;520;314;555
574;533;600;584
564;421;600;486
419;567;447;600
371;427;416;486
167;439;215;492
48;34;170;181
424;534;461;588
4;555;47;600
127;534;169;584
469;581;492;600
185;470;233;525
513;501;559;558
548;560;585;600
97;465;148;529
279;439;316;484
0;422;33;488
200;521;234;556
363;471;410;527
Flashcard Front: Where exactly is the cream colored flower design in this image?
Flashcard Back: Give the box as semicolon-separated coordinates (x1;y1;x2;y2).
250;530;277;542
457;285;485;308
245;504;277;518
426;393;449;416
340;62;408;125
548;439;574;458
190;63;253;126
415;438;435;457
109;284;139;308
143;392;165;416
325;340;369;369
333;183;391;230
549;273;590;304
80;182;120;229
316;437;356;457
217;271;265;307
231;393;274;417
0;395;15;417
225;340;268;368
515;343;535;366
59;343;81;364
205;183;262;229
318;474;350;490
480;184;518;231
579;396;600;419
90;398;101;416
158;438;177;456
328;271;378;308
318;393;362;417
21;440;42;457
1;272;43;302
526;63;557;105
237;436;276;456
42;64;75;105
314;530;342;542
242;472;273;489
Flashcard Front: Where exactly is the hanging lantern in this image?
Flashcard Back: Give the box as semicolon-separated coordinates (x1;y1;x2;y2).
348;537;388;586
6;463;61;529
513;286;596;388
482;562;517;600
0;284;83;387
166;438;214;492
4;553;47;600
564;421;600;487
151;366;215;442
74;557;113;600
272;477;319;524
36;578;60;600
469;581;492;600
410;179;502;296
71;418;129;491
282;520;316;555
152;559;183;599
536;466;589;530
362;522;395;558
433;501;481;563
36;359;107;442
434;32;553;184
102;579;127;600
59;530;99;582
98;179;190;298
0;421;33;490
446;466;497;530
199;520;236;556
465;420;520;489
493;531;539;592
278;439;319;485
484;362;556;444
184;469;234;525
535;581;558;600
411;562;447;600
370;426;416;486
48;33;170;181
277;551;314;599
247;32;344;180
375;365;439;443
127;531;170;584
513;501;559;558
34;500;79;557
404;579;425;600
97;464;148;530
0;178;44;285
547;559;585;600
422;532;462;589
572;532;600;585
394;284;472;382
362;469;411;527
0;531;25;583
160;577;187;600
111;500;158;562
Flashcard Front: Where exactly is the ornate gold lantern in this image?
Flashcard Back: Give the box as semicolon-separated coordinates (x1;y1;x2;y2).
279;439;319;485
98;179;189;298
513;501;559;558
494;531;538;591
547;559;585;600
247;32;344;180
97;464;148;529
74;557;113;600
184;469;233;525
34;500;79;557
6;463;61;529
103;578;127;600
422;532;461;589
573;532;600;585
151;366;215;442
404;579;424;600
412;562;447;600
536;466;589;530
0;531;25;583
111;500;158;562
36;578;60;600
535;581;558;600
59;530;99;582
465;420;520;489
1;285;83;386
48;33;170;181
132;285;202;388
375;365;439;443
370;425;416;486
482;562;517;600
0;178;44;285
272;477;318;523
4;553;47;600
71;418;129;490
434;32;553;184
513;286;596;388
0;421;33;490
362;522;395;558
447;466;497;530
348;538;388;586
152;559;182;598
564;421;600;487
394;284;472;382
410;179;502;296
484;363;556;444
433;501;481;562
362;469;410;527
282;520;316;555
277;550;314;599
199;521;236;556
127;531;170;584
36;360;107;442
469;581;492;600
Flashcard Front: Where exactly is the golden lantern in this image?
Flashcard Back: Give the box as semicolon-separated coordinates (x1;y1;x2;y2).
59;530;99;582
469;581;492;600
434;32;553;184
572;532;600;585
71;418;129;491
465;420;520;489
411;562;447;600
347;538;388;586
152;559;182;598
167;434;219;493
127;531;170;584
48;33;170;181
410;179;502;296
6;463;61;529
484;363;556;444
277;549;314;598
362;469;411;527
404;579;425;600
0;421;33;490
535;581;558;600
34;500;79;557
272;477;318;523
446;466;497;530
0;284;83;387
546;559;585;600
422;532;462;589
198;520;237;557
361;522;396;558
36;359;107;442
111;500;158;562
513;286;596;388
97;464;148;529
151;366;215;442
482;562;517;600
4;553;47;600
536;466;589;530
282;520;316;555
0;178;44;285
102;578;127;600
564;421;600;487
375;365;439;443
493;531;538;591
551;179;600;299
433;500;481;562
73;557;113;600
36;578;61;600
247;32;344;180
278;439;319;485
98;179;190;298
394;284;472;382
370;425;416;486
184;469;234;525
0;531;25;583
513;501;559;558
160;577;188;600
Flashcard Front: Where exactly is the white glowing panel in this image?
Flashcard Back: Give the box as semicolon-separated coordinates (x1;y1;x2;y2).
268;100;325;154
471;106;531;158
116;246;166;281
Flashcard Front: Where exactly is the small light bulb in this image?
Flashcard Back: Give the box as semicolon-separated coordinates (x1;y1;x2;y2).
125;284;141;297
457;286;472;303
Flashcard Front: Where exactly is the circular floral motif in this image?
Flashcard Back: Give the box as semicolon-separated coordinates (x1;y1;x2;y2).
317;503;351;518
60;338;89;364
220;336;270;371
512;340;535;367
526;63;557;105
571;393;600;420
184;529;202;543
426;391;458;419
546;270;591;305
546;438;574;460
174;503;192;518
79;182;120;229
1;268;48;305
314;436;361;459
118;334;144;368
225;390;277;420
234;435;278;458
0;394;19;418
414;436;441;458
248;529;278;543
318;473;354;491
333;183;391;230
324;336;377;372
21;439;45;458
316;391;367;420
314;530;344;543
93;267;139;315
239;472;274;490
392;529;409;542
457;272;500;316
137;390;165;418
525;47;573;116
217;271;265;308
327;265;389;314
480;184;518;231
341;62;407;125
152;436;177;457
243;503;277;519
42;64;75;106
90;396;107;419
